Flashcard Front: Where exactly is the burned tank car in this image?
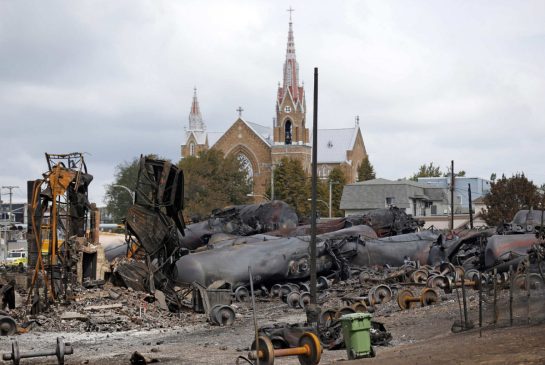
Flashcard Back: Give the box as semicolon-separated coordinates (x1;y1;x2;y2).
502;210;545;234
175;226;450;288
175;225;377;288
484;233;539;268
351;230;445;267
180;200;299;250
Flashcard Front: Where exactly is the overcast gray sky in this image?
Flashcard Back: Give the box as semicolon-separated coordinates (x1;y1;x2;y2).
1;0;544;205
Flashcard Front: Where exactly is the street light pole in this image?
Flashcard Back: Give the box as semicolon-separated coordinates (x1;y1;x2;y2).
271;167;274;201
307;199;329;215
111;184;135;204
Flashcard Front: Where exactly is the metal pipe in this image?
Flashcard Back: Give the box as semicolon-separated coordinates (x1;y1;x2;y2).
461;276;468;329
455;284;463;328
248;266;259;365
509;265;514;326
479;271;483;337
493;269;498;325
526;259;531;325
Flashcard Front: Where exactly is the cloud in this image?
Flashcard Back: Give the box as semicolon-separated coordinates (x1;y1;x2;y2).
1;0;544;205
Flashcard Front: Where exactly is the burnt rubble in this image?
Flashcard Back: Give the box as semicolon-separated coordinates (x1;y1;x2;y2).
6;154;545;365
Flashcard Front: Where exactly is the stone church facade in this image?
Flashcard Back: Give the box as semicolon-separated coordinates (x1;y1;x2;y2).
181;16;368;201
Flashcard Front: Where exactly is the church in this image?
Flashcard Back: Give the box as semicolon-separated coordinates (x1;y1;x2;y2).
180;15;368;201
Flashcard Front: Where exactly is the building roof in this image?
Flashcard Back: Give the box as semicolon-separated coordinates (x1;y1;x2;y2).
246;121;273;146
340;178;449;210
208;122;359;165
315;127;359;164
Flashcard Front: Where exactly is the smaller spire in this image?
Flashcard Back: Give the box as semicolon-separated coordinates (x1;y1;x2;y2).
355;115;360;127
188;87;205;131
237;106;244;117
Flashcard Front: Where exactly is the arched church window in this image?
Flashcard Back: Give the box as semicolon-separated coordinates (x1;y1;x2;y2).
237;153;254;185
285;120;292;145
189;142;195;156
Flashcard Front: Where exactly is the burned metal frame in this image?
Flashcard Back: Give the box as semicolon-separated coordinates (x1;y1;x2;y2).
27;152;93;305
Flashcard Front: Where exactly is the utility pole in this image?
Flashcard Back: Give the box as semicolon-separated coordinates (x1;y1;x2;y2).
310;67;318;305
2;186;19;222
450;161;454;231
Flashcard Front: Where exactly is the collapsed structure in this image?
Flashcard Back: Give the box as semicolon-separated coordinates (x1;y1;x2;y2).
27;153;108;312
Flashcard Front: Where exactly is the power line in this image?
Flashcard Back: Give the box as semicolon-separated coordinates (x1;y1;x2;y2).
1;186;20;222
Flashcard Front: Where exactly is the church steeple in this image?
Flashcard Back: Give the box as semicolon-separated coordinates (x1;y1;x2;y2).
277;8;305;110
188;87;205;131
274;9;308;146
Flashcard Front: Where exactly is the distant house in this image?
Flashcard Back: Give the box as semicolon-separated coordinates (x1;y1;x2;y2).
0;203;26;224
472;195;487;215
340;178;450;217
417;177;491;214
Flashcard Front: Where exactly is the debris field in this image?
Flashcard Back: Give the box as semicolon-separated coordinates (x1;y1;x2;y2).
1;154;545;364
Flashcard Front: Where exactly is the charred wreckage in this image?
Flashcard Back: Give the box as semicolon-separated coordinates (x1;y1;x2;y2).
100;157;545;358
3;155;544;364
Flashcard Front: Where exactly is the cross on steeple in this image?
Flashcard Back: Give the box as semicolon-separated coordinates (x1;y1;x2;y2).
236;106;244;117
287;6;294;21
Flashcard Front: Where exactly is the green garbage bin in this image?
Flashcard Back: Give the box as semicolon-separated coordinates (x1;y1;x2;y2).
340;312;373;359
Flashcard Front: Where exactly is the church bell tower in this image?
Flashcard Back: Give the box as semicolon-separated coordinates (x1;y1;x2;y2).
272;9;312;171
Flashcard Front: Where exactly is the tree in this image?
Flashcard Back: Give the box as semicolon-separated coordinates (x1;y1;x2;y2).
410;162;442;181
482;173;540;226
328;166;347;217
178;149;252;220
357;156;376;182
104;156;142;223
273;158;312;219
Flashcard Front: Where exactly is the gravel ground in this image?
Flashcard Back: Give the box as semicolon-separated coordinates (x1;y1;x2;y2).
2;279;545;364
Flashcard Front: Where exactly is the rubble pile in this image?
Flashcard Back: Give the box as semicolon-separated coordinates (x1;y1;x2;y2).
9;283;201;333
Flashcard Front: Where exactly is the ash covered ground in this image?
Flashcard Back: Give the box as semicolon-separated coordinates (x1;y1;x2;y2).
2;275;545;365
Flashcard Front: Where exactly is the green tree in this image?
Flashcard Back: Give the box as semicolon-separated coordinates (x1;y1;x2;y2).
357;156;376;182
273;158;311;219
328;166;347;217
410;162;442;181
178;149;252;220
482;173;540;226
104;156;142;223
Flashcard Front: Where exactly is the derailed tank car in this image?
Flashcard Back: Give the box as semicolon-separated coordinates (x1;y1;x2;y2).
176;227;446;288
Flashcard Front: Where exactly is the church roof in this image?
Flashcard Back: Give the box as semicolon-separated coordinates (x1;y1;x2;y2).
246;121;273;146
209;119;273;149
207;124;360;165
315;127;359;164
